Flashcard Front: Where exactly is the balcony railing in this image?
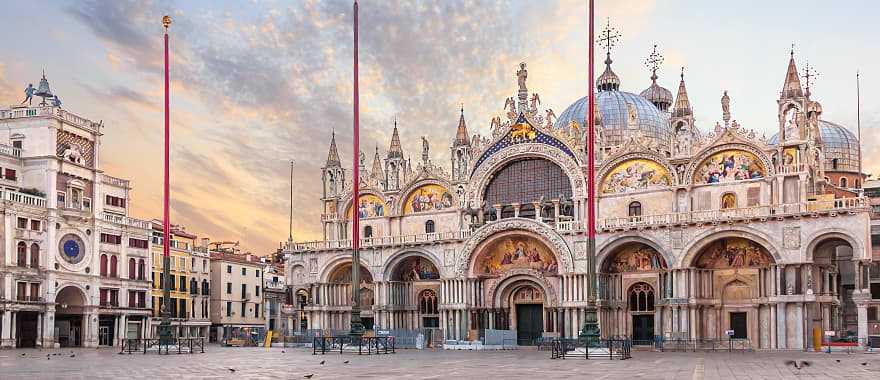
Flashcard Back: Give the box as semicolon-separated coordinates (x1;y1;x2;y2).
292;229;473;251
100;174;130;188
599;197;868;230
101;212;151;229
0;106;100;130
1;189;46;207
0;143;21;157
100;300;120;307
16;295;44;302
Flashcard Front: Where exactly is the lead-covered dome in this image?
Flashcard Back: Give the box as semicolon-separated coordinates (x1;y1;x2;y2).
768;120;860;172
555;91;671;151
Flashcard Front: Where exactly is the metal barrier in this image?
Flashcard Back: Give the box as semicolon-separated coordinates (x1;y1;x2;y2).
655;337;751;352
119;337;206;354
312;336;396;355
549;337;632;360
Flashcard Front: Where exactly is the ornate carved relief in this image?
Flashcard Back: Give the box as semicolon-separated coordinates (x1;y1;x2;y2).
783;227;801;249
56;131;95;167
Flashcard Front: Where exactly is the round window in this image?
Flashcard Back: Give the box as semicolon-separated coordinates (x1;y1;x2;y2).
59;234;85;264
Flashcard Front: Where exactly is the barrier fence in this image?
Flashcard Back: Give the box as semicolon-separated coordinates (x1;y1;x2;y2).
312;336;396;355
655;337;751;352
549;337;632;360
119;337;206;354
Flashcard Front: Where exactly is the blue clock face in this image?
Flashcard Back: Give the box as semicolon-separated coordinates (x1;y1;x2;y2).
58;234;84;264
63;240;80;257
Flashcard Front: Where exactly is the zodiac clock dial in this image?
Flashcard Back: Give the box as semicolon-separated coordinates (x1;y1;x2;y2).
59;234;85;264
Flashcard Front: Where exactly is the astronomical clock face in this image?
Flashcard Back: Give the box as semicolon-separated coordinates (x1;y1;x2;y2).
59;234;85;264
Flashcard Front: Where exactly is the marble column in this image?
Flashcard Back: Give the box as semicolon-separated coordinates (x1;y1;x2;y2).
1;311;12;347
776;302;787;349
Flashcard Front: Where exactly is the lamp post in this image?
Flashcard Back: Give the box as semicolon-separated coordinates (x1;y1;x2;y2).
349;0;365;337
158;15;174;346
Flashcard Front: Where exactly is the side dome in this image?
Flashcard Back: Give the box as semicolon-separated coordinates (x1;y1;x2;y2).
555;91;671;151
639;82;673;112
768;120;860;172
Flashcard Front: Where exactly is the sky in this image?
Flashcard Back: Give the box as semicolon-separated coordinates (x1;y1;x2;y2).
0;0;877;255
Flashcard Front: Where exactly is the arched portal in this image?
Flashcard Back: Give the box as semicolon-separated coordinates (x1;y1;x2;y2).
385;254;441;330
687;237;774;345
54;286;88;347
323;261;375;330
495;279;549;346
597;242;667;342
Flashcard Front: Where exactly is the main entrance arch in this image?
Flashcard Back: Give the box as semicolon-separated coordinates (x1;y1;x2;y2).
597;241;667;342
384;252;442;330
54;285;88;347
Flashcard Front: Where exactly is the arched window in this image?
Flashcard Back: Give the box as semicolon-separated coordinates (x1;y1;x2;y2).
363;225;373;238
30;243;39;268
425;220;435;234
721;193;737;209
628;201;642;217
483;158;573;220
832;158;839;170
840;177;848;188
110;255;118;278
202;279;210;295
190;278;198;294
17;242;27;267
419;289;438;314
138;259;146;280
629;283;655;312
128;258;136;279
100;254;108;276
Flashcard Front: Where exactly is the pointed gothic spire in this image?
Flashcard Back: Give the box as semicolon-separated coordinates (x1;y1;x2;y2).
454;106;470;146
781;46;804;99
325;131;341;166
388;118;404;159
673;67;693;118
370;146;384;181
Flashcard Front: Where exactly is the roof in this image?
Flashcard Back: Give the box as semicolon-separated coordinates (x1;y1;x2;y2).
210;251;263;266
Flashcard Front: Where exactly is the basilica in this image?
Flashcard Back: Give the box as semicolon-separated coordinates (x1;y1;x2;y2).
284;44;874;350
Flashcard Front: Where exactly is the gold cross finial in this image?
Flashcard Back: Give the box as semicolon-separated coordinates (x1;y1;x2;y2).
597;18;621;55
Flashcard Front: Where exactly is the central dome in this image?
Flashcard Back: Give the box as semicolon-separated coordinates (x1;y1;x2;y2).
555;91;671;151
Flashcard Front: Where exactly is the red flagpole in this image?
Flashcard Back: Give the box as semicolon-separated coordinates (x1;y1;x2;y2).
159;15;172;338
587;0;595;243
349;0;364;336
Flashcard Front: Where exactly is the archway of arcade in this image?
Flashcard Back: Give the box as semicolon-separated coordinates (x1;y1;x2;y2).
54;286;89;347
381;253;442;331
320;261;375;331
679;237;776;349
810;236;858;346
597;241;667;344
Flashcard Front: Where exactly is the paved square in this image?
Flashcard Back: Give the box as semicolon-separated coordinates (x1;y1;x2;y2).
1;345;878;379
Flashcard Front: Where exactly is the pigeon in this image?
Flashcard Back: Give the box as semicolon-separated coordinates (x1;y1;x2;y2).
784;360;810;369
70;354;75;358
343;360;350;364
282;350;286;353
20;353;26;357
228;368;236;372
304;375;314;379
319;360;325;365
835;359;841;363
861;362;868;366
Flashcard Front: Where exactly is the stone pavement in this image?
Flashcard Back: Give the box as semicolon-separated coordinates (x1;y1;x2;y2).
0;345;878;379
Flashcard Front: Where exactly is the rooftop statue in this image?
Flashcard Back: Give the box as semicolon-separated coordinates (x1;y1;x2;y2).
516;62;528;92
21;84;34;105
721;90;731;123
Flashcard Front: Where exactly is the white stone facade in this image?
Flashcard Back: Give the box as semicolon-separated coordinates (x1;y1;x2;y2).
286;56;873;350
0;103;152;348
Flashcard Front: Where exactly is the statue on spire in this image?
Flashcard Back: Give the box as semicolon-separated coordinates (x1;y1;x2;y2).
721;90;731;125
517;62;528;92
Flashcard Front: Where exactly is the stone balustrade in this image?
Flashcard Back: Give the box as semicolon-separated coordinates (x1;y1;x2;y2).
599;197;868;231
101;212;151;229
1;189;46;207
